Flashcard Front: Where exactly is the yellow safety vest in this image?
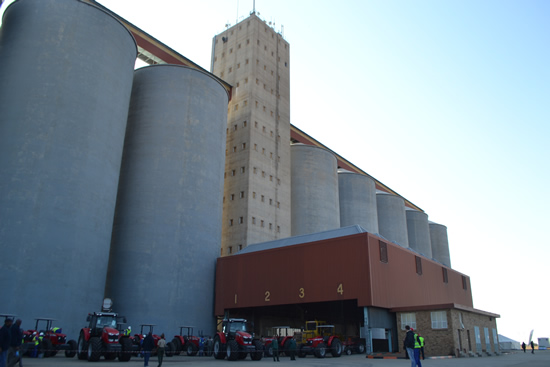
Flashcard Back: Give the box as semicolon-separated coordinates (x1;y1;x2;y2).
419;336;425;347
414;334;421;348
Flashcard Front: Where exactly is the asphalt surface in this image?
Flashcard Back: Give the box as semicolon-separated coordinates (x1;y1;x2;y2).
12;350;550;367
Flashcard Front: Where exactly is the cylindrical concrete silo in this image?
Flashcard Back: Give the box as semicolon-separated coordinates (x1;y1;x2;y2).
406;209;432;257
291;144;340;236
376;192;409;247
0;0;136;337
106;65;228;335
429;222;452;267
338;170;378;233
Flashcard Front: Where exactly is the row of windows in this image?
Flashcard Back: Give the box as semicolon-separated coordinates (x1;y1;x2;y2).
223;192;280;208
401;311;449;330
379;240;467;289
230;98;282;116
228;217;281;232
224;244;243;256
227;120;281;141
221;59;282;78
224;166;281;185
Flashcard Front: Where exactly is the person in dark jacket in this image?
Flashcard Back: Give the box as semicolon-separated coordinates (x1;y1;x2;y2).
530;340;535;354
403;325;415;367
142;332;155;367
8;319;22;367
288;337;297;360
0;318;13;367
272;335;279;362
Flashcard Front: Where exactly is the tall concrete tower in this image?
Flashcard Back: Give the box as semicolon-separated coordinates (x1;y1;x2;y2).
211;13;291;255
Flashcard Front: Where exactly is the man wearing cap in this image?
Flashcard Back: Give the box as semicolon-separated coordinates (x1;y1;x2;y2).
0;318;13;367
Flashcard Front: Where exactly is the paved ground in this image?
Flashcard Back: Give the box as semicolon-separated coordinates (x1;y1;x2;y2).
13;350;550;367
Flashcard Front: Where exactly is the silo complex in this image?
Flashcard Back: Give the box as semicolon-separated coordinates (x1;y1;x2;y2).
338;170;379;233
406;209;432;257
376;192;409;247
291;144;340;236
0;0;136;337
106;65;228;335
429;222;452;267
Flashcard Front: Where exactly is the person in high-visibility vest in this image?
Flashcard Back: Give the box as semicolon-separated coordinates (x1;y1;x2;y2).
124;326;132;337
413;330;422;367
418;334;425;360
31;332;44;358
51;327;62;334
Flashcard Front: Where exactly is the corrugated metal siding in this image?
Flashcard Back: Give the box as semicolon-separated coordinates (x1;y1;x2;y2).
215;233;472;315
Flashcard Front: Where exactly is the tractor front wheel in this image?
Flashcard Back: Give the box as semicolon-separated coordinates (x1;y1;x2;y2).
65;339;77;358
119;337;133;362
331;338;342;357
171;338;181;355
226;340;239;361
251;340;263;361
186;341;198;356
314;342;326;358
87;337;103;361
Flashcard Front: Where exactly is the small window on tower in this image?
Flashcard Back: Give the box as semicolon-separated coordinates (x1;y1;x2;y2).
415;256;423;275
379;241;388;263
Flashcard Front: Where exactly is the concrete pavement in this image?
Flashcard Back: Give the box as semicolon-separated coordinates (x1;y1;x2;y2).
13;350;550;367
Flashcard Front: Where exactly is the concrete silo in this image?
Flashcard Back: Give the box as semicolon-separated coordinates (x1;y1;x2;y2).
291;144;340;236
338;170;378;234
406;209;432;257
0;0;136;337
429;222;452;267
106;65;228;335
376;192;409;247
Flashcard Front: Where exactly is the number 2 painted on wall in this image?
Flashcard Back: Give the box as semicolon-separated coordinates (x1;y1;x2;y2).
265;291;271;302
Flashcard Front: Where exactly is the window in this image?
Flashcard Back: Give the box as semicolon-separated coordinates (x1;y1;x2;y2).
442;268;448;283
254;144;257;151
230;194;235;200
415;256;422;275
228;67;232;73
379;241;388;263
238;244;243;251
234;124;238;131
269;223;273;230
253;167;257;174
239;191;244;198
252;192;256;199
401;313;416;330
462;276;468;290
262;148;265;155
261;195;265;202
240;166;245;173
229;219;233;226
239;217;244;224
237;63;240;69
277;202;280;208
243;121;247;127
252;217;256;224
231;169;236;176
261;220;264;227
228;246;232;254
270;175;273;181
233;146;237;152
277;226;280;232
431;311;448;329
262;171;265;178
269;198;273;205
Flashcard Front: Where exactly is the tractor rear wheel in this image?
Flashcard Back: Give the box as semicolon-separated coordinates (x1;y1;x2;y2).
212;336;225;359
298;345;307;358
77;334;88;360
119;337;133;362
165;342;173;357
226;339;239;361
65;339;77;358
358;342;366;354
314;342;326;358
87;337;103;361
331;338;342;357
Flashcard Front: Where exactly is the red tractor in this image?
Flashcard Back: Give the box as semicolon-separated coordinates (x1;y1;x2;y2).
132;324;164;356
212;318;263;361
168;326;201;356
263;326;294;357
298;321;342;358
77;311;133;362
21;318;77;358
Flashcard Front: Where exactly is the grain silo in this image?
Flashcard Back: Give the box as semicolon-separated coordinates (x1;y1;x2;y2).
0;0;136;337
406;209;432;257
338;170;378;234
291;144;340;236
106;65;228;335
429;222;452;267
376;192;409;247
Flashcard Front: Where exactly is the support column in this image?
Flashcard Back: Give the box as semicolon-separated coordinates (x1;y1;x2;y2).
361;307;372;354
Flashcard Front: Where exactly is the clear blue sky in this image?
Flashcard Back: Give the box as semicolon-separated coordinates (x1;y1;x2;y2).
2;0;548;344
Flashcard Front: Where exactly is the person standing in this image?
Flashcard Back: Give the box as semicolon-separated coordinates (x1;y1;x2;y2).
413;329;422;367
522;342;526;353
288;336;296;361
417;332;425;360
142;331;154;367
530;340;535;354
8;319;22;367
0;319;13;367
156;334;166;367
403;325;415;367
272;335;279;362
